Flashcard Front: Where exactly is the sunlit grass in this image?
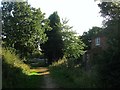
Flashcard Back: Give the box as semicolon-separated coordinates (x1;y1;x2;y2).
1;47;44;88
38;71;50;75
50;57;67;67
30;67;48;72
28;72;40;75
1;47;30;74
29;67;50;76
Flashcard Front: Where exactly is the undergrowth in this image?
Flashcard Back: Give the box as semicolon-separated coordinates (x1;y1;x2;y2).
1;47;43;88
49;59;100;88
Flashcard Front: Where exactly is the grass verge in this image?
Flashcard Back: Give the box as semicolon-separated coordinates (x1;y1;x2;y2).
1;47;43;88
49;59;100;88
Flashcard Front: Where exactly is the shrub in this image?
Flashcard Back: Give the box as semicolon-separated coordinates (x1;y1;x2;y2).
49;58;99;88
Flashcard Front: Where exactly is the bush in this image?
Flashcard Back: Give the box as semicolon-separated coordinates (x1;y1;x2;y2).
49;58;99;88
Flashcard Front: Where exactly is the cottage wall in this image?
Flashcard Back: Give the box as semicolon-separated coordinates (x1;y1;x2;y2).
91;36;107;50
83;35;108;71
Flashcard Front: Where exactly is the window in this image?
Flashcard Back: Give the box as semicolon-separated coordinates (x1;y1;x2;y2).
95;37;100;46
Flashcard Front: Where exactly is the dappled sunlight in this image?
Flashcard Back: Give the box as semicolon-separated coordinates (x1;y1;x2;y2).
30;67;49;72
29;67;50;76
51;58;67;67
38;71;50;76
74;64;81;68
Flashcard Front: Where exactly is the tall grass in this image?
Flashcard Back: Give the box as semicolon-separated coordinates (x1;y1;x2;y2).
49;59;100;88
1;47;30;74
1;47;43;88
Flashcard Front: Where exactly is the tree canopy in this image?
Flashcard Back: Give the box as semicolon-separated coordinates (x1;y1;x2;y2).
96;2;120;87
2;2;50;58
41;12;64;64
61;19;85;59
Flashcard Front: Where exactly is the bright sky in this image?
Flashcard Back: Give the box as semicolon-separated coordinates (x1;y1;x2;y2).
28;0;103;35
0;0;103;35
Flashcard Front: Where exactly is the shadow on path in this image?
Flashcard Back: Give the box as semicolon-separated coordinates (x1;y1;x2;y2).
29;67;60;88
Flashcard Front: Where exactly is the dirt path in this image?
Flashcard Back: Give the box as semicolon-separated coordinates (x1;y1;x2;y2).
30;67;59;88
41;74;59;88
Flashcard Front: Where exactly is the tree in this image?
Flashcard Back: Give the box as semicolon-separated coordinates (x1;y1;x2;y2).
98;2;120;50
2;2;50;58
61;18;85;67
41;12;64;64
96;2;120;87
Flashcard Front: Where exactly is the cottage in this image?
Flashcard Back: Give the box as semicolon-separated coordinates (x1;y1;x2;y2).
82;31;108;71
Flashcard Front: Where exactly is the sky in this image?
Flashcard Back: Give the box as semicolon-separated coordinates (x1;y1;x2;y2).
0;0;104;35
28;0;104;35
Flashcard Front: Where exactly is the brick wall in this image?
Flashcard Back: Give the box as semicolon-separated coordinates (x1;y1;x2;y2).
91;36;107;50
82;35;108;71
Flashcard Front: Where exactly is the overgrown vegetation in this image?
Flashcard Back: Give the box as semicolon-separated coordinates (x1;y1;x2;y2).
49;59;100;88
49;2;120;88
2;1;51;59
1;47;43;88
1;0;120;88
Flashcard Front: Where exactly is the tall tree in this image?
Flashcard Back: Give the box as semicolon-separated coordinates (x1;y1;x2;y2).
62;19;85;59
96;2;120;87
98;2;120;50
2;2;50;58
61;18;85;67
41;12;64;64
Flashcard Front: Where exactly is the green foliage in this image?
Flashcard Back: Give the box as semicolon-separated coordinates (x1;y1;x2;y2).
92;2;120;88
98;2;120;52
2;2;50;58
81;26;103;50
41;12;64;64
1;47;30;74
98;2;120;20
1;47;43;88
90;49;120;88
62;19;85;59
61;19;85;67
49;63;99;88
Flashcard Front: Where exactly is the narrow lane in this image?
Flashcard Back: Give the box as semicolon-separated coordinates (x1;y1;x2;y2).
30;67;59;88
